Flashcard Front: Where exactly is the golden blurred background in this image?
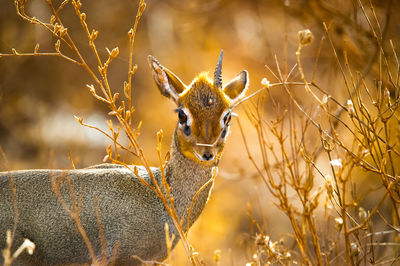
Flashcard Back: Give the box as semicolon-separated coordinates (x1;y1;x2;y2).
1;0;399;264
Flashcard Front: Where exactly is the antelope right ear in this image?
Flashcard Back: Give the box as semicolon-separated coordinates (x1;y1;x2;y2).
223;70;249;102
148;55;186;103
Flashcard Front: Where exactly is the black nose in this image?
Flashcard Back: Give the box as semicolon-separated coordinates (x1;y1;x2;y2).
202;151;214;161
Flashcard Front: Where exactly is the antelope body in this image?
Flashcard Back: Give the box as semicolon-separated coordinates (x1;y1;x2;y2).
0;51;248;265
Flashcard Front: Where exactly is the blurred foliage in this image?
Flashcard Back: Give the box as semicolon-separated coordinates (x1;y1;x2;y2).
1;0;400;264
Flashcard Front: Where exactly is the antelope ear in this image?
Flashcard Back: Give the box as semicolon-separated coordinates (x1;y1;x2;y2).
148;55;186;103
223;70;249;101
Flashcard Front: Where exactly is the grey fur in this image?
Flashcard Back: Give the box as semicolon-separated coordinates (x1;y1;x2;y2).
0;130;213;265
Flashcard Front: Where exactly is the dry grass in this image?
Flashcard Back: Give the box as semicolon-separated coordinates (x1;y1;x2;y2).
239;1;400;265
1;0;400;265
2;0;201;264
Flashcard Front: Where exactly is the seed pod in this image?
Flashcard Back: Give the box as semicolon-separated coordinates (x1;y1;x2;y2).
298;29;313;46
350;242;360;257
110;47;119;59
261;78;270;88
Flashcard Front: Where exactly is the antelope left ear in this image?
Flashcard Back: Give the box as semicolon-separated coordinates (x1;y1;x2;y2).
148;55;186;104
223;70;249;101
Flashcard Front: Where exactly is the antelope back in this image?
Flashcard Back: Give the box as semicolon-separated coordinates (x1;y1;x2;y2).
148;51;249;165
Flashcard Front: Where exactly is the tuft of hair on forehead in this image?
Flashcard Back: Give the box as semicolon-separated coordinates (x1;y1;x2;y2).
185;72;213;89
196;72;212;82
178;72;230;117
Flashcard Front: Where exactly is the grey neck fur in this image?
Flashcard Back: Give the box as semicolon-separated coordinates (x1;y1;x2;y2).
165;128;214;229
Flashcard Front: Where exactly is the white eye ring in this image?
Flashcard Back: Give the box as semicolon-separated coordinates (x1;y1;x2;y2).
178;107;192;127
220;110;235;129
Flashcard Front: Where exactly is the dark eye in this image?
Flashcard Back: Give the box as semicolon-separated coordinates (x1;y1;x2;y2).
223;112;231;125
221;112;231;138
178;109;187;124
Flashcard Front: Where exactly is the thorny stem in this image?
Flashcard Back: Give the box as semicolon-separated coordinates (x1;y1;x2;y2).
341;177;352;265
5;0;199;264
126;0;146;127
4;0;400;264
296;43;323;106
241;4;400;260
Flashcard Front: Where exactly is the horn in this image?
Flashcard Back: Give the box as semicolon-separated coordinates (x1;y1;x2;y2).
214;50;223;88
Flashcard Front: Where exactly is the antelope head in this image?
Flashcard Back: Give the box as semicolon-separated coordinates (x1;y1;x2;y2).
148;51;249;166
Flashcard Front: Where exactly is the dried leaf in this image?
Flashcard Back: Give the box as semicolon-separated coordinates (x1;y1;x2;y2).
80;13;86;21
74;115;83;124
128;28;134;37
90;30;99;42
106;145;112;158
34;43;39;54
136;120;142;137
112;93;119;103
133;166;139;177
125;110;131;121
55;40;60;52
50;15;56;25
60;28;68;37
110;47;119;59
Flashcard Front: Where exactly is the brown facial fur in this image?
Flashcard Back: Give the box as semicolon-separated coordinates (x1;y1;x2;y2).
176;73;231;165
149;54;248;166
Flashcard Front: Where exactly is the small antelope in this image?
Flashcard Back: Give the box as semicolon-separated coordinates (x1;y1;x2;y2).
0;51;248;265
